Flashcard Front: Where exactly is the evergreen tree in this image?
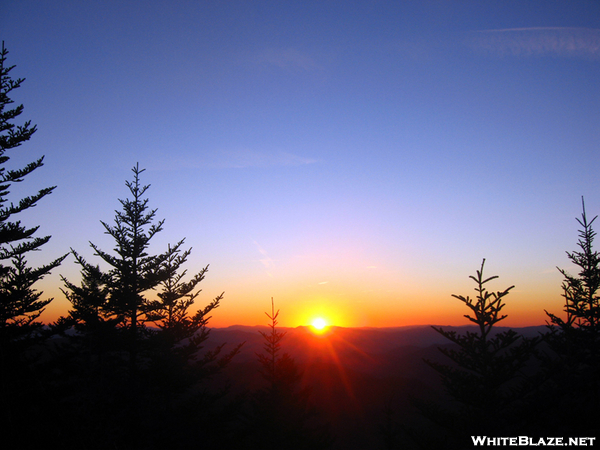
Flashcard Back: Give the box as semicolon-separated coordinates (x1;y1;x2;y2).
418;260;538;448
0;42;66;347
56;165;242;449
148;242;220;348
140;243;243;449
92;164;167;346
548;198;600;331
55;251;123;394
542;198;600;435
145;241;243;389
57;251;116;339
53;165;174;448
244;298;331;450
0;41;66;449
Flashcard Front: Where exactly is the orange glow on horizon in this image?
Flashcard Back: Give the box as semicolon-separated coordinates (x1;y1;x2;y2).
36;280;562;329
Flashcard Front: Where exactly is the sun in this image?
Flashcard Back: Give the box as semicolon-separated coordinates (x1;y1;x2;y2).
311;317;328;332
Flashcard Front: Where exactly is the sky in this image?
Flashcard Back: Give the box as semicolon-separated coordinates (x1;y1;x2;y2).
2;0;599;328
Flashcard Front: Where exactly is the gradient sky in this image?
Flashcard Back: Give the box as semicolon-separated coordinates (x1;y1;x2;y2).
2;1;599;328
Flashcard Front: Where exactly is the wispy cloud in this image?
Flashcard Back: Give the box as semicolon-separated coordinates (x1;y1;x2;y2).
214;149;318;169
148;149;318;171
318;281;329;285
179;149;318;169
466;27;600;59
256;48;322;71
253;240;274;277
151;149;318;171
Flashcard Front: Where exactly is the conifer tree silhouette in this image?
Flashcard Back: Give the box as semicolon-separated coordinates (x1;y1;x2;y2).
57;165;242;449
54;165;171;447
140;242;243;449
148;242;222;351
244;298;331;450
0;43;66;448
418;260;538;448
542;198;600;435
0;42;66;352
548;199;600;331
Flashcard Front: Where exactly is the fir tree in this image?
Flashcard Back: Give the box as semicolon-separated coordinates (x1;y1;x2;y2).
0;41;66;449
0;42;66;346
145;241;243;388
148;242;220;347
54;165;173;447
542;198;600;435
59;252;113;328
58;163;170;377
55;251;122;379
548;198;600;331
93;164;167;339
140;243;243;449
244;298;331;450
419;260;538;448
56;165;242;449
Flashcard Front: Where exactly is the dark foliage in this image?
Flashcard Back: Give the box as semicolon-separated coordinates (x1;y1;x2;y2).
242;298;332;450
0;42;66;448
414;260;538;448
540;198;600;436
52;165;242;449
0;41;66;348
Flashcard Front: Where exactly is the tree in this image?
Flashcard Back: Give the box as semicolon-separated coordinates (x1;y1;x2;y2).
0;41;66;449
418;260;538;448
243;298;331;450
56;165;242;449
144;241;244;389
542;198;600;435
548;198;600;331
53;165;175;448
257;298;289;392
0;42;66;346
148;242;220;348
94;164;167;340
55;251;122;390
57;162;173;380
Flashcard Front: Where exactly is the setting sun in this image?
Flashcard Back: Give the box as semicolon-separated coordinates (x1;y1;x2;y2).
311;317;328;331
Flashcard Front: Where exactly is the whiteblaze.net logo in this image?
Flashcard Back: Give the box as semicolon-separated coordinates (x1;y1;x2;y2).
471;436;596;447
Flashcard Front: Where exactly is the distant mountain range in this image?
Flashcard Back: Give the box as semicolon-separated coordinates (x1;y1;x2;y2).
207;324;547;361
206;324;548;450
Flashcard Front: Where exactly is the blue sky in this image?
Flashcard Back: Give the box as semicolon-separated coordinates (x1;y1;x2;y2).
2;1;599;327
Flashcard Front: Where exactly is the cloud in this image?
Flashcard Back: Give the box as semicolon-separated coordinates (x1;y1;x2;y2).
466;27;600;59
318;281;328;285
148;149;318;171
253;240;274;277
214;149;318;169
257;48;322;71
216;150;317;169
